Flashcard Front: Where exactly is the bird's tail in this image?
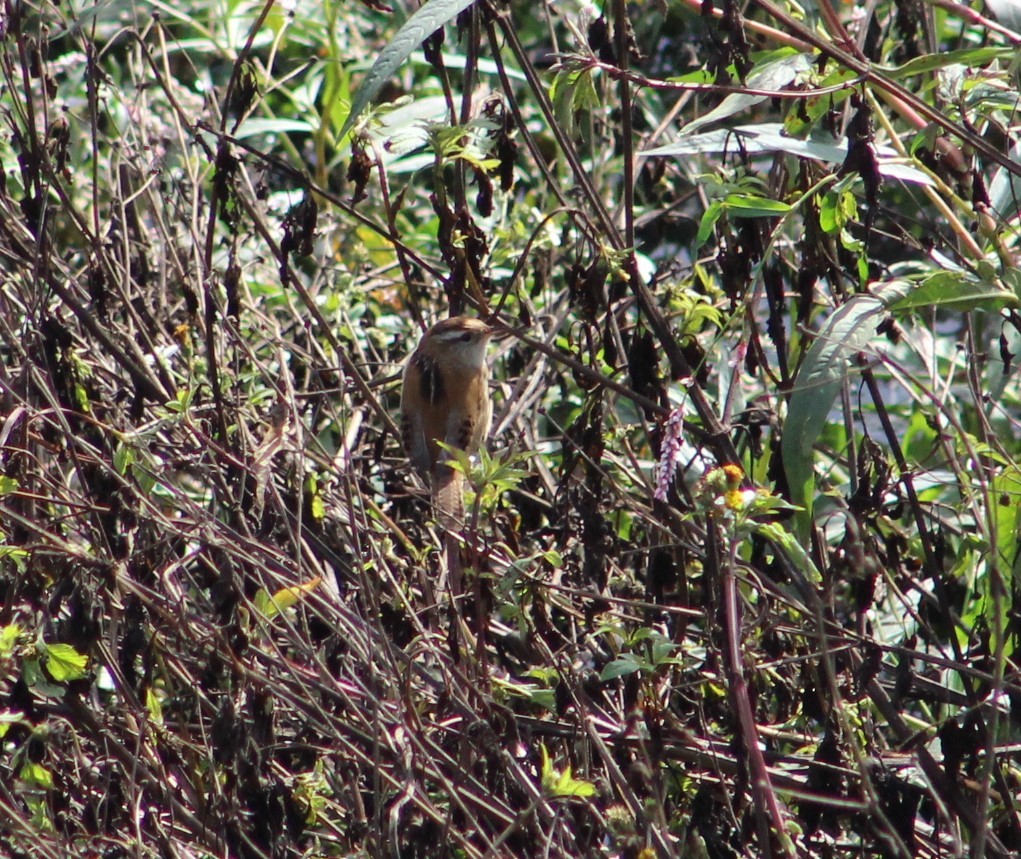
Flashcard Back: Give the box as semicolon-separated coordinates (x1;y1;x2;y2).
432;462;465;530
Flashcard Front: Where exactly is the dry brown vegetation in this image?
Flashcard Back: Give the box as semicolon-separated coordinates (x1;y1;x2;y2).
2;0;1021;856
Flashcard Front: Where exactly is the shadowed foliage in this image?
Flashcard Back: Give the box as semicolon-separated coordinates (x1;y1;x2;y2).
1;0;1021;856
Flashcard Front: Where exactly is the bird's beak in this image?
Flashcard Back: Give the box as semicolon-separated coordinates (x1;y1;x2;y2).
487;322;514;341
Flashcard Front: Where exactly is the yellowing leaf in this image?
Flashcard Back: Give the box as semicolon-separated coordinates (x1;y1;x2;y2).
20;762;53;788
146;688;164;726
539;744;597;799
256;578;322;620
0;624;22;657
42;643;89;681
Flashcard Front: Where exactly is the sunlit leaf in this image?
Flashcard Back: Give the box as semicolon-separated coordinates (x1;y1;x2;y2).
235;117;316;138
755;521;822;583
146;688;164;726
0;624;21;657
256;578;323;621
992;466;1021;575
600;654;646;681
20;762;53;788
338;0;478;140
783;295;885;534
643;123;935;186
682;51;812;135
42;643;89;682
540;744;597;798
724;194;792;216
0;710;25;740
885;47;1015;79
876;272;1019;313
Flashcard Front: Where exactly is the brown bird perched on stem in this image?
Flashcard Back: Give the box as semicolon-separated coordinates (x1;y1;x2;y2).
400;316;494;528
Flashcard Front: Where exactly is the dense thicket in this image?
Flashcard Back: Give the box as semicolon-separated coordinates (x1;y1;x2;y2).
1;0;1020;856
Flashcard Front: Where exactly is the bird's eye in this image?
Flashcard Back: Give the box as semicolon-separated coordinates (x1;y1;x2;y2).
460;332;472;342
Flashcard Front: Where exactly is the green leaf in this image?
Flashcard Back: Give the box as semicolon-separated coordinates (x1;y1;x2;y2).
305;474;326;522
164;388;193;414
600;654;646;682
885;47;1015;79
754;521;822;583
338;0;478;140
0;710;25;740
434;440;475;476
146;688;164;726
724;194;792;216
494;675;557;711
875;272;1019;313
20;762;53;789
992;466;1021;575
0;623;21;657
540;744;597;798
782;295;885;535
41;643;89;682
682;51;812;135
113;443;135;476
645;124;846;160
665;68;715;86
234;118;316;139
696;199;725;246
550;64;600;137
74;383;91;413
255;578;322;621
642;123;935;187
818;185;857;234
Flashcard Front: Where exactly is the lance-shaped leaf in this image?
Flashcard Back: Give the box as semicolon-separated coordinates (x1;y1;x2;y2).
783;295;885;536
338;0;477;141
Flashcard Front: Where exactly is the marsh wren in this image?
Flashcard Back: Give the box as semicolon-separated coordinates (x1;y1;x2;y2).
400;316;494;527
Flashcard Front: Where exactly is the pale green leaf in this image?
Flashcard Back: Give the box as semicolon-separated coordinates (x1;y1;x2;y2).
876;272;1019;313
339;0;477;140
992;466;1021;574
146;688;164;726
42;643;89;682
643;124;935;187
0;624;21;657
683;51;812;135
885;47;1015;79
540;744;597;798
783;295;885;534
754;521;822;583
0;710;25;740
20;762;53;788
256;578;322;621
